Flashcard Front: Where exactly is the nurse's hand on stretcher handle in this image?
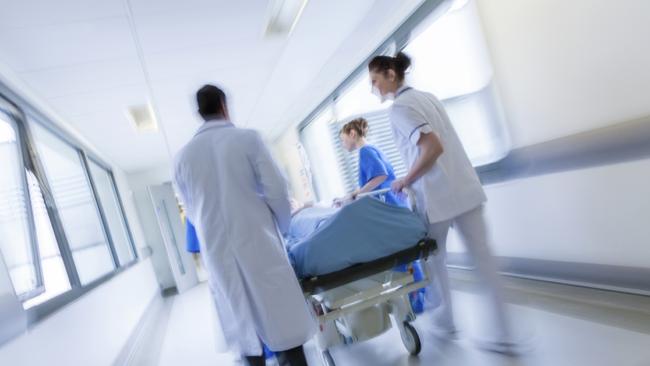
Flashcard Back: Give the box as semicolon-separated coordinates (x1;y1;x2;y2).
391;177;409;193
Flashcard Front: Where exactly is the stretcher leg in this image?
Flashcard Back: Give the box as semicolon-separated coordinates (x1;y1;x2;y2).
388;295;422;355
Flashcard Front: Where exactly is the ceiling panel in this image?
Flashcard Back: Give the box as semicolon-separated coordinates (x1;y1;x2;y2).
131;4;267;55
127;0;266;16
18;58;146;98
0;0;125;29
45;84;151;119
65;109;171;171
143;39;282;82
0;18;137;72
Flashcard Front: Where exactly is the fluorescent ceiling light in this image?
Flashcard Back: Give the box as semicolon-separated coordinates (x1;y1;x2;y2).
264;0;308;37
125;103;158;133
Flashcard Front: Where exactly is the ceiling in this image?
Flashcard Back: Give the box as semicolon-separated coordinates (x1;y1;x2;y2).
0;0;424;173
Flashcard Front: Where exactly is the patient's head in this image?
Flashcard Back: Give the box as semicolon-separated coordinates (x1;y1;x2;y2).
340;118;368;152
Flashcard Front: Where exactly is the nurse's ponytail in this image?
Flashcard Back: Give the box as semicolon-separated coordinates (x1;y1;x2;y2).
368;52;411;81
340;118;369;138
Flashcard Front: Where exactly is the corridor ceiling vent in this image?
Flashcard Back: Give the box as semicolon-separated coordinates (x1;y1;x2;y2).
126;103;158;133
264;0;308;37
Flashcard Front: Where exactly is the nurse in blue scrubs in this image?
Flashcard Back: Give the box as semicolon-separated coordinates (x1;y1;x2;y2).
336;117;407;208
337;118;426;312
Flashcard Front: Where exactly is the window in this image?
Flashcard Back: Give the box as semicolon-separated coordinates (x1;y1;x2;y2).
22;170;71;308
403;0;509;165
299;106;346;202
0;112;43;300
300;0;510;200
0;90;137;319
88;160;136;266
31;124;116;285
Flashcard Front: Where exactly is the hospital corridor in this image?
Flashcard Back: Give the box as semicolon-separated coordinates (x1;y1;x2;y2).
1;0;649;365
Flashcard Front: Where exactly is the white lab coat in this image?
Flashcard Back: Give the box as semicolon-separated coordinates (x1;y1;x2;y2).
173;120;315;356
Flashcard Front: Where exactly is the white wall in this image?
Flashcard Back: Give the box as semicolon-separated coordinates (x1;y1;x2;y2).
476;0;650;148
447;158;650;267
0;259;159;366
0;255;27;347
445;0;650;268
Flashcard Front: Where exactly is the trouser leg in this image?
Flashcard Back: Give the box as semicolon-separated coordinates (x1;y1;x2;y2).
425;220;455;331
454;205;511;341
275;345;308;366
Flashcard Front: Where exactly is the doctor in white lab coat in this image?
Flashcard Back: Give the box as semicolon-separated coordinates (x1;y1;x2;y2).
173;85;315;366
368;53;519;354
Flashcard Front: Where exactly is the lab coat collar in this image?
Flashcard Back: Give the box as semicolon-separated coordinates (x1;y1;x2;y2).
396;85;412;98
194;119;234;137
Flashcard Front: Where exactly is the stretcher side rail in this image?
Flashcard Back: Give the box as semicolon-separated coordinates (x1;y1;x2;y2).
300;238;437;295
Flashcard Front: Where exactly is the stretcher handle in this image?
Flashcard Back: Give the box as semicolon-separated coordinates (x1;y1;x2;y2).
355;188;392;199
355;186;417;211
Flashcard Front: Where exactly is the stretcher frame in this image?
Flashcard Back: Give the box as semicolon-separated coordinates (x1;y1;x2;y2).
301;238;437;366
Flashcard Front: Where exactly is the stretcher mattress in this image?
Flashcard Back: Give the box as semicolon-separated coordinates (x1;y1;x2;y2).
288;197;428;278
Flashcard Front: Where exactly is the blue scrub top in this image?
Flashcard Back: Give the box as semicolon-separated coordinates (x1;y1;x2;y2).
358;145;408;208
186;219;200;253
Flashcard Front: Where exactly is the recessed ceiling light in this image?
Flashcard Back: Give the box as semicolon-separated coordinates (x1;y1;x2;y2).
126;103;158;133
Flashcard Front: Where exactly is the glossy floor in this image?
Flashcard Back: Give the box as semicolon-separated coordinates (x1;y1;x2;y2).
139;271;650;366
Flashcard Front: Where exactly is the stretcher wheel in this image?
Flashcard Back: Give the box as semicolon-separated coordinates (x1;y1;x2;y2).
400;322;421;355
321;350;335;366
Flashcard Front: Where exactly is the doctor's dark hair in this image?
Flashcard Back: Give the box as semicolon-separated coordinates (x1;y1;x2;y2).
340;118;369;138
368;52;411;81
196;84;227;120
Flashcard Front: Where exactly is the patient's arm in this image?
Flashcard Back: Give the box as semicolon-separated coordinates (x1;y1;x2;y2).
291;198;314;216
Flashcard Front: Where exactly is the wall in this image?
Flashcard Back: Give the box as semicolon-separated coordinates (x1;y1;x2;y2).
0;259;159;366
475;0;650;148
448;157;650;268
0;255;27;347
444;0;650;270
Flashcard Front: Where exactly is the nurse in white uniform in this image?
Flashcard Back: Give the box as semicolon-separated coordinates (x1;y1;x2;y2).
173;85;315;366
368;53;517;353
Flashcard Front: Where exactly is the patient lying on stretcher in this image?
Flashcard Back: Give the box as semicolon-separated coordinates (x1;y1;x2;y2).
285;196;427;278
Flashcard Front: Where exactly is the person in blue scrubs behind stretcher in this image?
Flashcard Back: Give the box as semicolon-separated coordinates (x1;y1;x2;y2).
335;117;408;207
335;117;426;313
186;219;201;253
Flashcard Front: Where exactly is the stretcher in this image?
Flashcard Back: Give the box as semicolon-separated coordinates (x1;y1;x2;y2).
299;188;437;366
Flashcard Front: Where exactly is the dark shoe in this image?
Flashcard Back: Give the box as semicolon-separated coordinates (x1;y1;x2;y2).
276;346;308;366
244;354;266;366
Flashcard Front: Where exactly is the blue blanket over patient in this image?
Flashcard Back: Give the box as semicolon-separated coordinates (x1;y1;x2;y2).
288;197;428;278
